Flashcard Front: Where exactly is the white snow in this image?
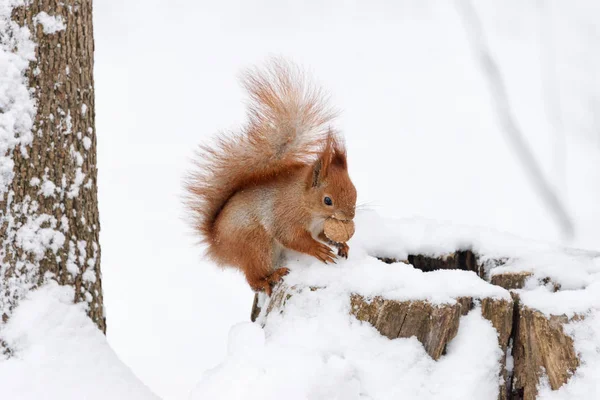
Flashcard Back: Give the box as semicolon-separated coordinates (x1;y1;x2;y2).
67;167;86;198
70;144;84;166
82;136;92;150
188;211;600;400
15;213;65;260
0;282;159;400
33;12;65;35
519;284;600;319
82;269;96;283
39;179;56;197
60;215;69;232
192;295;503;400
77;239;87;263
66;239;79;275
282;253;510;305
63;109;72;134
353;210;600;313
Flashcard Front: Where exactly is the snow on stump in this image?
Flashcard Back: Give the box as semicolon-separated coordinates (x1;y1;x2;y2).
250;247;590;400
256;280;513;399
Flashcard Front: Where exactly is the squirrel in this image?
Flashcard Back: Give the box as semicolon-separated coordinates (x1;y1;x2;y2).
185;59;357;295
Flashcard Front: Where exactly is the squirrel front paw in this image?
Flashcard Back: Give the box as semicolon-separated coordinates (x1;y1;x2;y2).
312;242;337;264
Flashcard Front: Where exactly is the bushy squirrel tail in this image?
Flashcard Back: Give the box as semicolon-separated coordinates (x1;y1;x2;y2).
185;58;337;243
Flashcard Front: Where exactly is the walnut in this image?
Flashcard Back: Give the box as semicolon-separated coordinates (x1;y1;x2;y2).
323;218;355;243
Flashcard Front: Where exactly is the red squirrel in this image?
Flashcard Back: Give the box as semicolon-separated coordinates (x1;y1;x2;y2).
185;59;357;295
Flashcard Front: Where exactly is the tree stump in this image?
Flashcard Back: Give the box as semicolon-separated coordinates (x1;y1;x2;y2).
250;253;585;400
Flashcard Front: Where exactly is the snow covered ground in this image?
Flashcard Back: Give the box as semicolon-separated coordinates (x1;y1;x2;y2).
0;0;588;399
0;282;158;399
2;209;599;399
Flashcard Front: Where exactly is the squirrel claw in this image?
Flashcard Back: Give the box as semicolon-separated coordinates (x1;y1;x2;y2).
250;267;290;297
267;267;290;284
265;267;290;296
336;243;349;259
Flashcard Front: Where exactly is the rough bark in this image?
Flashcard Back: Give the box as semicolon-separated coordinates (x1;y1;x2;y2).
512;302;580;400
1;0;104;338
378;250;484;277
408;250;484;278
491;271;533;290
250;292;262;322
350;294;463;360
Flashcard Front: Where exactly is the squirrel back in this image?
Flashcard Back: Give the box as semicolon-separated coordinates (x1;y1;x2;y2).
185;59;337;244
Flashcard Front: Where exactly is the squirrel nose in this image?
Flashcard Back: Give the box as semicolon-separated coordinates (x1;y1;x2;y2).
335;209;355;221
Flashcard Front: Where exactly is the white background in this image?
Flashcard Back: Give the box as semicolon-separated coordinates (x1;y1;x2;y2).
93;1;600;398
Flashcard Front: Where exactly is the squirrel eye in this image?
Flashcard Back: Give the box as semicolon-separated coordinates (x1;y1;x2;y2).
324;196;333;206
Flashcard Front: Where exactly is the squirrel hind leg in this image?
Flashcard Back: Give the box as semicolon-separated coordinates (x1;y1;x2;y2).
246;267;290;296
211;202;290;295
212;216;284;295
246;274;272;295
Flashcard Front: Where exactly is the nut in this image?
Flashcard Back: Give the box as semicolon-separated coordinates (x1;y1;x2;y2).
323;218;355;243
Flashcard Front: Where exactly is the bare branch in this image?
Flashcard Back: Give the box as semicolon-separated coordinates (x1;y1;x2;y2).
538;0;567;195
456;0;574;239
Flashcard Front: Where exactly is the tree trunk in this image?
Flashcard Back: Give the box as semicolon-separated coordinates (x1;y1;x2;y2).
1;0;104;346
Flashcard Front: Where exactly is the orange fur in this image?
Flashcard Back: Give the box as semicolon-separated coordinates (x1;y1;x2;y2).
184;59;357;294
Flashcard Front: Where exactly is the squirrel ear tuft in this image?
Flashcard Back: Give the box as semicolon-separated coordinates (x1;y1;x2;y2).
328;131;347;170
306;131;347;189
332;146;347;170
310;135;334;188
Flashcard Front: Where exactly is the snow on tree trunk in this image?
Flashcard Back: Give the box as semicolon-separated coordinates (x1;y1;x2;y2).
1;0;104;351
251;252;583;400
